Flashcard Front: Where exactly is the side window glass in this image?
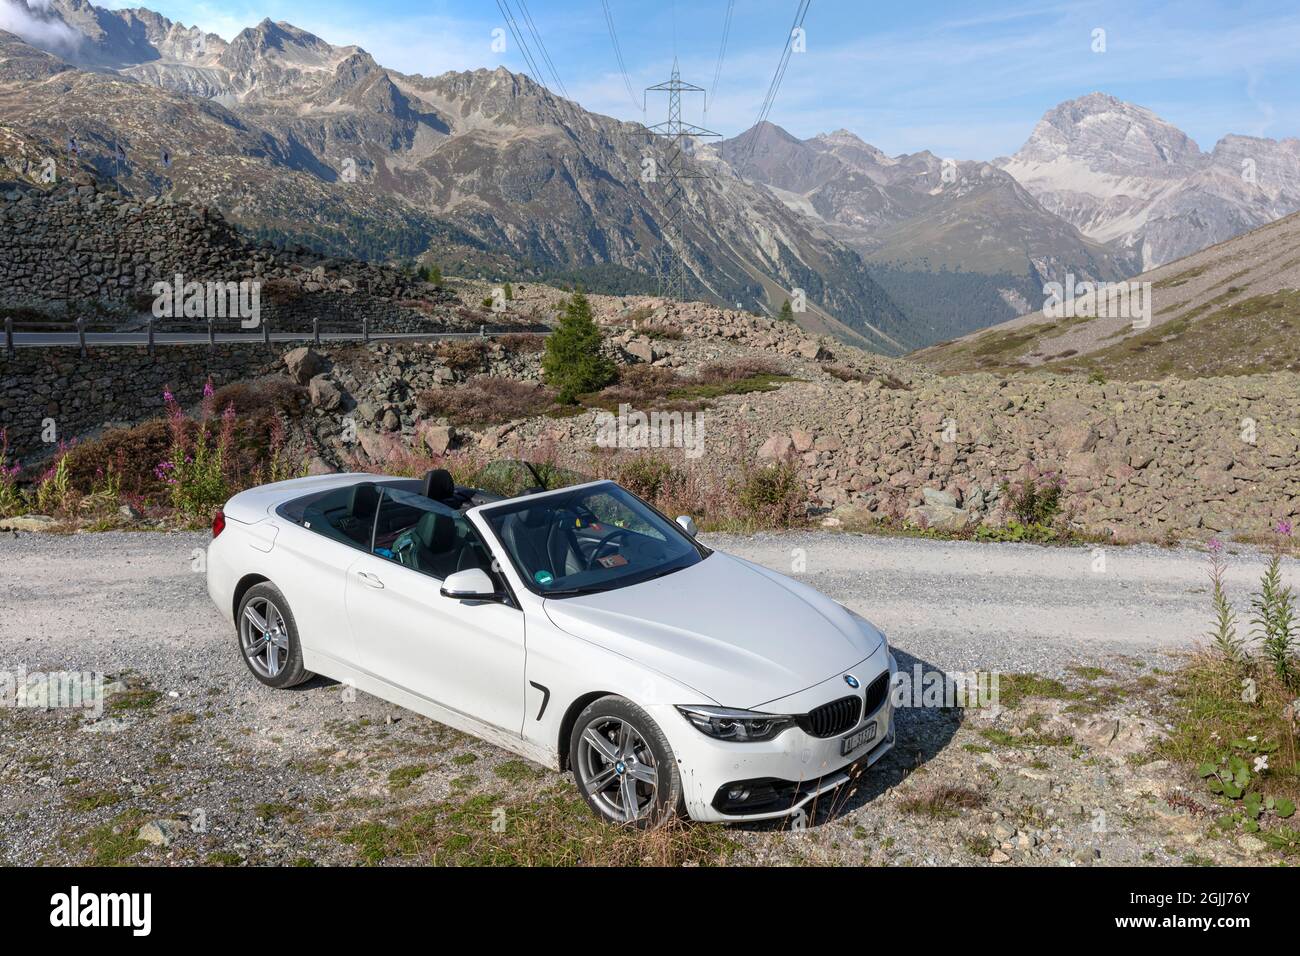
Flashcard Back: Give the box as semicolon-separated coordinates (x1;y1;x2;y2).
374;487;497;582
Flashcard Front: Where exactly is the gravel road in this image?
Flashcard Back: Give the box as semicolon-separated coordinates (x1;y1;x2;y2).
1;529;1292;866
2;528;1288;685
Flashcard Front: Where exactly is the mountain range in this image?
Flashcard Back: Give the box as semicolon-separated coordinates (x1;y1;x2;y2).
2;0;1298;353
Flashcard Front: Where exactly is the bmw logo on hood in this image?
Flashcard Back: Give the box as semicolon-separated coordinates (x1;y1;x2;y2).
843;674;860;689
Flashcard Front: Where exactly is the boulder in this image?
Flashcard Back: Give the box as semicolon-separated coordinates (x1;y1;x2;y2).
921;487;958;509
419;423;455;456
626;337;658;363
907;503;971;531
284;346;324;385
0;514;57;532
758;433;793;460
308;374;343;411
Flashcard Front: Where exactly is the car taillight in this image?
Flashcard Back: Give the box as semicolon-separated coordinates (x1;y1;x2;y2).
212;509;226;539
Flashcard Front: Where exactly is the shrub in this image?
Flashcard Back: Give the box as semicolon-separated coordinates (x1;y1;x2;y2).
497;333;546;354
697;357;785;385
594;365;685;408
824;363;869;383
417;376;555;427
436;339;490;373
210;378;306;417
64;419;172;502
823;364;909;389
616;453;679;502
0;429;23;518
542;292;616;403
1004;470;1065;526
639;320;684;340
735;461;803;529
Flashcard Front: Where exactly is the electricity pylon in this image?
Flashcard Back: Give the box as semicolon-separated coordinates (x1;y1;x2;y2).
644;59;717;301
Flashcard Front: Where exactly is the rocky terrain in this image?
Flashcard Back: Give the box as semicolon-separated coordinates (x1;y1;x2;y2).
255;295;1296;542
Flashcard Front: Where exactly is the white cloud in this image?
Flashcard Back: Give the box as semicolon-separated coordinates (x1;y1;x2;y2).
0;0;83;53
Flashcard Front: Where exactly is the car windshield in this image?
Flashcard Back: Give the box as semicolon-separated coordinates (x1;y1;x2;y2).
481;483;706;597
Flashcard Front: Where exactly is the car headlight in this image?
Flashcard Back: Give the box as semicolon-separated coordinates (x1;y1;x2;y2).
675;705;795;742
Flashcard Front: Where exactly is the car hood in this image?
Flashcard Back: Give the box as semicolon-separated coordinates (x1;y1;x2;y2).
542;552;883;709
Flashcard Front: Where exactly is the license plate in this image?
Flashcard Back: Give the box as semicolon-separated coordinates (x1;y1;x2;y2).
840;722;877;756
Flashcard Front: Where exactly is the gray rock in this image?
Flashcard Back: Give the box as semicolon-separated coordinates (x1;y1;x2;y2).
136;819;184;847
308;374;344;411
0;514;57;532
284;346;325;385
922;487;958;509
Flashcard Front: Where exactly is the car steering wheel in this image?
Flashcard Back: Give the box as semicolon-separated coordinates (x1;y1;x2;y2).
584;527;634;570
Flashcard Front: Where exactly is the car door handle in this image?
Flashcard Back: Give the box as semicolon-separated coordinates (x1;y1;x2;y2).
356;570;385;589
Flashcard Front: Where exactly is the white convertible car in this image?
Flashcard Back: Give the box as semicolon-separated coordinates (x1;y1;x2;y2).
206;461;897;826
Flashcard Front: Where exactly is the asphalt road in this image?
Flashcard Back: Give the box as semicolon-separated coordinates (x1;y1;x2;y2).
9;329;537;348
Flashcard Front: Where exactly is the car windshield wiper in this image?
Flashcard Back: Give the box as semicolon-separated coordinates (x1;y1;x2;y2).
540;583;620;597
638;563;688;584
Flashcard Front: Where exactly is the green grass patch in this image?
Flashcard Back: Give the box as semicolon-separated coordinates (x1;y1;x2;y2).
388;764;431;791
341;791;738;866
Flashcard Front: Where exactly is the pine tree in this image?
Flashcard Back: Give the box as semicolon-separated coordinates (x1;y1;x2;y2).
543;292;616;403
779;299;795;322
503;281;514;301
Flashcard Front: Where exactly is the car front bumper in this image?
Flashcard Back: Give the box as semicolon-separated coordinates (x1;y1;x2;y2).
673;645;897;823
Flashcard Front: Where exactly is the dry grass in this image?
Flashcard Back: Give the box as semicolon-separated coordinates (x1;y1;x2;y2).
496;333;547;354
416;376;557;427
898;784;987;818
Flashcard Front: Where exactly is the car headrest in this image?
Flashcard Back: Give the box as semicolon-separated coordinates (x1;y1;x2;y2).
519;506;552;529
422;468;455;501
414;511;456;551
349;482;380;520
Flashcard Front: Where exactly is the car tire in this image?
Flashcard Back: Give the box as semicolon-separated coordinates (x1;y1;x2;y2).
569;695;683;829
236;583;313;689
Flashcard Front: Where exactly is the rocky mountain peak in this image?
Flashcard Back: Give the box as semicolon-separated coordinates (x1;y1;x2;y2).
1012;92;1202;173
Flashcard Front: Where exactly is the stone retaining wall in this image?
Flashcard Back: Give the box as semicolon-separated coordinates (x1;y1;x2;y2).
0;344;276;461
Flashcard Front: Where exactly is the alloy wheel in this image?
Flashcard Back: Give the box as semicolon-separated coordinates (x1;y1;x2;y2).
240;596;291;680
576;717;659;823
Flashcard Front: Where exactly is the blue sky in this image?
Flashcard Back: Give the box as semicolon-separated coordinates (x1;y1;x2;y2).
111;0;1300;157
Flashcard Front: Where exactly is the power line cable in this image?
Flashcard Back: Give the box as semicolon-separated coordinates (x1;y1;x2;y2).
707;0;735;115
495;0;548;92
517;0;569;98
601;0;643;114
741;0;811;169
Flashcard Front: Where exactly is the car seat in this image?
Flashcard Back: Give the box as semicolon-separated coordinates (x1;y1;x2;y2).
392;510;459;577
499;506;584;581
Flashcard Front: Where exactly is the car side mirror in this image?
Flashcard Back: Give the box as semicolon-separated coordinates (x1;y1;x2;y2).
440;568;499;600
675;515;697;536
